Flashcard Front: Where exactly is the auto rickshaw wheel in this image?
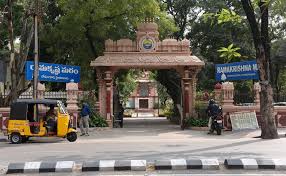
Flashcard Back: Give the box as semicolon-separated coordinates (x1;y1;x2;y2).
10;133;22;144
67;132;77;142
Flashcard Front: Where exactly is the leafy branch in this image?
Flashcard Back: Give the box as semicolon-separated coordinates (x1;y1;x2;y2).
217;44;241;63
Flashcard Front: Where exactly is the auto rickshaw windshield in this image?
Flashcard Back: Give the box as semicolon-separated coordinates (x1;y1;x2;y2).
57;101;67;114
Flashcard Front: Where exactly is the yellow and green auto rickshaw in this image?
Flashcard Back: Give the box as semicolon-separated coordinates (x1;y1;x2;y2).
7;99;77;144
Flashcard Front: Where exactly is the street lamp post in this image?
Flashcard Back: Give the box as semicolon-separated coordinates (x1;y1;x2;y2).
33;0;39;99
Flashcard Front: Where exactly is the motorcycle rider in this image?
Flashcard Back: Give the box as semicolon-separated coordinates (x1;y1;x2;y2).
206;99;221;134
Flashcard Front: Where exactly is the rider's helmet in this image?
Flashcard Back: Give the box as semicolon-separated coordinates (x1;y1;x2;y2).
209;99;216;105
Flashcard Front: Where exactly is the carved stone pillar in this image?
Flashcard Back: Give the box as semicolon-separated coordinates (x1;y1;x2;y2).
254;82;261;106
222;82;234;105
182;68;191;119
37;83;45;99
66;83;79;128
66;83;79;110
190;69;199;116
104;70;113;127
97;70;106;118
214;83;223;103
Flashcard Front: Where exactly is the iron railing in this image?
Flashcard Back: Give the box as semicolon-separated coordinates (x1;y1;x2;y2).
234;91;254;105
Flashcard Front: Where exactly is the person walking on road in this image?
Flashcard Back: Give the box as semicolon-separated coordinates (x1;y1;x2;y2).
80;103;91;136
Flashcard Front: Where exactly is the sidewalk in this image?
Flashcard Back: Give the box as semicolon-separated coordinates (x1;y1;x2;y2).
0;133;7;142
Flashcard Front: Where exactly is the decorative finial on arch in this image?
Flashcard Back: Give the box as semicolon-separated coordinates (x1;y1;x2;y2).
144;17;155;23
145;17;148;23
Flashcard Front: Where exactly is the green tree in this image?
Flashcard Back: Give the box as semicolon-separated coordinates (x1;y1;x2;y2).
149;71;171;108
203;8;242;26
162;0;198;39
155;69;182;121
185;1;255;94
116;70;139;105
41;0;176;90
240;0;279;139
272;40;286;102
197;0;285;138
1;0;43;106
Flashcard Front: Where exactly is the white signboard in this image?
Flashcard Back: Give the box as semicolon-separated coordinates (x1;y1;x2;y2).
230;111;259;130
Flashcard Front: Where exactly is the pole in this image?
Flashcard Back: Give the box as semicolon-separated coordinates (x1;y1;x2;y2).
33;0;39;133
33;0;39;99
158;95;159;117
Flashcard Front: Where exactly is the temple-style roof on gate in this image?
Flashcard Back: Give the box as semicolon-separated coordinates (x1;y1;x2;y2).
90;20;204;68
91;53;204;67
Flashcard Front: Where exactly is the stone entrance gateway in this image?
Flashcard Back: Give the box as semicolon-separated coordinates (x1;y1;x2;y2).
90;20;204;128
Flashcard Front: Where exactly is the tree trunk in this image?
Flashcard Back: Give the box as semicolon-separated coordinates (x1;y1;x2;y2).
7;0;18;104
85;25;97;58
256;44;278;139
4;2;34;106
241;0;278;139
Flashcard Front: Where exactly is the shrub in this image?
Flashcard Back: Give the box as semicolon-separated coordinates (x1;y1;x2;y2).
194;101;208;120
89;112;108;127
153;102;159;109
186;117;208;127
162;99;174;118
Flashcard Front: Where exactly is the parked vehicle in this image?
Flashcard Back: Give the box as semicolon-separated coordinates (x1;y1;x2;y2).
206;99;223;135
210;113;223;135
6;99;77;144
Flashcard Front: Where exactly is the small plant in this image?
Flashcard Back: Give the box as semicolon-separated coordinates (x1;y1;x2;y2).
186;117;208;127
89;112;108;127
195;101;209;119
162;99;174;117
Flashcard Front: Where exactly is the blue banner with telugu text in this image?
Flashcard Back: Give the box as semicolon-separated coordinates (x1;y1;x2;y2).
25;61;80;83
215;60;259;81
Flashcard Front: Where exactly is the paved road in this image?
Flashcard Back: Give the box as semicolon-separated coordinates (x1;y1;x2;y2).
1;117;286;175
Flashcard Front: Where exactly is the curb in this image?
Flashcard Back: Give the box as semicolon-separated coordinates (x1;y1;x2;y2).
6;158;286;174
82;160;146;172
224;159;286;170
7;161;74;174
154;159;219;170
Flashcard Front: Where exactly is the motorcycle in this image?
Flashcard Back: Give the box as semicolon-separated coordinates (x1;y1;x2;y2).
210;115;223;135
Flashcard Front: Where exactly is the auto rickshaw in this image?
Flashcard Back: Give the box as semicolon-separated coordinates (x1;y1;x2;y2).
7;99;77;144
